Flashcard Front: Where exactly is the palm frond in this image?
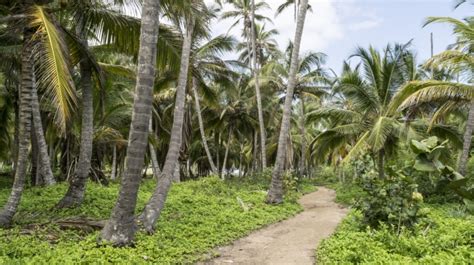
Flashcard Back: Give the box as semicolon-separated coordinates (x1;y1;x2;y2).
30;5;77;130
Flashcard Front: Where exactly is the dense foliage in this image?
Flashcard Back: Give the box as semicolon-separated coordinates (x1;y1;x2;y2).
317;206;474;264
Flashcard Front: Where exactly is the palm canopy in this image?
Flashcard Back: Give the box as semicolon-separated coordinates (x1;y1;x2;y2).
392;16;473;120
308;43;418;176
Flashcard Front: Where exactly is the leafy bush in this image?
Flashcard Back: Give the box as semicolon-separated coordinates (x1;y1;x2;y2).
317;206;474;264
356;171;426;230
0;176;306;264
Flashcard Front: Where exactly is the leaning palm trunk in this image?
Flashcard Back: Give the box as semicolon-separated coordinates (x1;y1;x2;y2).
138;18;195;233
267;0;309;204
192;78;218;174
31;76;55;186
149;118;161;179
99;0;160;246
0;44;33;227
57;23;94;208
458;100;474;175
221;130;231;180
298;97;306;175
251;0;267;169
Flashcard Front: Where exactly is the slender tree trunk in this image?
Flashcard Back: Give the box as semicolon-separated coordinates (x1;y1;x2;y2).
31;85;55;185
221;130;231;180
12;88;19;174
298;97;306;176
31;126;39;186
252;130;258;173
111;145;117;180
99;0;160;246
378;150;385;179
458;101;474;175
138;18;195;233
192;78;218;174
148;118;161;179
57;22;94;208
251;0;267;169
267;0;309;204
216;132;220;173
172;163;180;183
0;43;33;227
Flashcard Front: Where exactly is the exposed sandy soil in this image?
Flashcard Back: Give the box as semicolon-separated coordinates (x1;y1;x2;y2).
199;187;348;265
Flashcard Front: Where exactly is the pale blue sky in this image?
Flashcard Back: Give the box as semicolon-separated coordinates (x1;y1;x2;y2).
211;0;472;73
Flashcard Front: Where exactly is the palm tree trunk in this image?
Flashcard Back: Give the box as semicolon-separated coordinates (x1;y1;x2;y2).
172;163;180;183
298;97;306;176
251;0;267;169
99;0;160;246
111;144;117;180
57;22;94;208
458;100;474;175
0;43;33;227
378;150;385;179
31;85;55;185
149;118;161;179
192;78;218;174
138;17;195;233
267;0;309;204
221;129;232;180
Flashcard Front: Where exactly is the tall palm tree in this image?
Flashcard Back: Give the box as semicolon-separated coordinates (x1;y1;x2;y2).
222;0;271;169
308;44;416;181
138;0;209;233
190;35;236;174
391;16;473;175
267;0;309;204
99;0;161;246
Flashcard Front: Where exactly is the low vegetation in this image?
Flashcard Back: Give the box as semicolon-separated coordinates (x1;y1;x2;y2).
316;169;474;264
0;176;311;264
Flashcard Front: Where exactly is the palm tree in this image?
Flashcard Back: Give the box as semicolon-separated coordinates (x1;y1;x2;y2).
190;35;236;174
308;44;416;181
138;0;209;233
222;0;271;169
267;0;309;204
391;16;473;175
99;0;161;246
0;3;77;227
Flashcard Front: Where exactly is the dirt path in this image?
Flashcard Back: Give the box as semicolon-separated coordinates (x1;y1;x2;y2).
200;187;348;265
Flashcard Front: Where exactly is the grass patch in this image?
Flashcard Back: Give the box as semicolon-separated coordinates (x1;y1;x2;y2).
0;176;308;264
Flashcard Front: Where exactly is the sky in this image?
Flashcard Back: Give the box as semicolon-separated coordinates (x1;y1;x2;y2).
209;0;472;73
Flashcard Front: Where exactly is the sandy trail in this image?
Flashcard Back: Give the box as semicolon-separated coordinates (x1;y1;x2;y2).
200;187;348;265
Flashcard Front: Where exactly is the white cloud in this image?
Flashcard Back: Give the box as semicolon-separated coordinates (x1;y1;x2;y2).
348;18;382;30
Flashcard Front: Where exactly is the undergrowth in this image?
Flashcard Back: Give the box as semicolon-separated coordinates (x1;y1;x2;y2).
0;176;311;264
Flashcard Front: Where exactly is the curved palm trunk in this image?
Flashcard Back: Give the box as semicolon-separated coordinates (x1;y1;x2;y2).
192;78;218;174
458;100;474;175
149;118;161;179
57;23;94;208
251;0;267;169
99;0;160;246
138;18;195;233
298;97;306;175
31;85;55;186
0;45;33;227
267;0;309;204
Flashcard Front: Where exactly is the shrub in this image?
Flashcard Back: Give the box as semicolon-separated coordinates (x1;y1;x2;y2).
355;171;426;230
